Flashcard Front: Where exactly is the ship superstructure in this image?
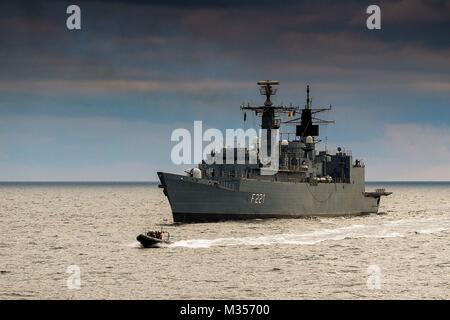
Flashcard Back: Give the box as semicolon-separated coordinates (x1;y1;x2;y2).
158;81;391;222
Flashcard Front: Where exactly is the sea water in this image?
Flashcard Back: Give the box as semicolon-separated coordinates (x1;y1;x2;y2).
1;182;449;299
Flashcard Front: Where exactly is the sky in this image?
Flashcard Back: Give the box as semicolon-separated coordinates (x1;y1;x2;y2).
0;0;449;181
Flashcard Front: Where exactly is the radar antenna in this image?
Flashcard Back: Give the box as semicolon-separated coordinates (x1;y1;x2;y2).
240;81;299;157
241;80;298;130
282;85;334;138
257;80;279;107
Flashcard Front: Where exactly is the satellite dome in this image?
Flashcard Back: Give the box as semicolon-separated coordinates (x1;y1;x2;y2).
191;168;202;179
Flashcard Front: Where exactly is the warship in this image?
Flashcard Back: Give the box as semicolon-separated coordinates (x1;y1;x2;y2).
158;81;391;223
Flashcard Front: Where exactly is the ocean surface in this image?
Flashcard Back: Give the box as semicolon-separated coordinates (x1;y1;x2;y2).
1;181;450;299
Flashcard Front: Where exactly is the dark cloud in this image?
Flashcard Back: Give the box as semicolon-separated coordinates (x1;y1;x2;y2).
1;0;450;180
1;0;449;104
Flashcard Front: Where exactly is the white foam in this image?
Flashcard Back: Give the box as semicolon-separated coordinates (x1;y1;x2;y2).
415;228;447;234
168;217;450;249
127;241;142;248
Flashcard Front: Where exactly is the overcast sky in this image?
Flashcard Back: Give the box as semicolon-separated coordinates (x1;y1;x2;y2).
1;0;449;181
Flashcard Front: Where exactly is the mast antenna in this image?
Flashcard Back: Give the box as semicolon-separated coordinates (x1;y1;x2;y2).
306;85;311;109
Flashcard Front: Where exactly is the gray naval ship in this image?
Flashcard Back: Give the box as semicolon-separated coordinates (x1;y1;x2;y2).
158;81;391;222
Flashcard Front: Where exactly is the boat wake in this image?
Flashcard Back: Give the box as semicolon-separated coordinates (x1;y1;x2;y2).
169;216;450;249
127;241;143;248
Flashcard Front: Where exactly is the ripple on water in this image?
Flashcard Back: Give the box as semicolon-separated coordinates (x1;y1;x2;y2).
2;183;450;299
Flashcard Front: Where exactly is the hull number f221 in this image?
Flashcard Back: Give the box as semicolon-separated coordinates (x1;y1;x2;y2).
250;193;266;204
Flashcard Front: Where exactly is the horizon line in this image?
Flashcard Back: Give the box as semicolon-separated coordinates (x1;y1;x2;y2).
1;180;450;183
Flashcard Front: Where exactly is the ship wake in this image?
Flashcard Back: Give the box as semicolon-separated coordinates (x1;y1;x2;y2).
169;216;450;249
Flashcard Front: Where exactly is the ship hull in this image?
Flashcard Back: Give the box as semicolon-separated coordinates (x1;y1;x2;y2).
158;172;380;223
